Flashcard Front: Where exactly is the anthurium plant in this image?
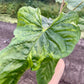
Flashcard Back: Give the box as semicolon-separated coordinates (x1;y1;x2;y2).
0;0;84;84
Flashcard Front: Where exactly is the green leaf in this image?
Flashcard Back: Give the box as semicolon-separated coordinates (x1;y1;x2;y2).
36;57;59;84
78;17;84;31
56;0;84;11
0;6;80;84
0;6;42;84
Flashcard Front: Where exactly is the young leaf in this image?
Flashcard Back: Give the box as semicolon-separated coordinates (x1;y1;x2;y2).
0;6;80;84
36;57;59;84
56;0;84;11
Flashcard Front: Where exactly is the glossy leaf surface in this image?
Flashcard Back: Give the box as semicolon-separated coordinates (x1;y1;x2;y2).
0;6;80;84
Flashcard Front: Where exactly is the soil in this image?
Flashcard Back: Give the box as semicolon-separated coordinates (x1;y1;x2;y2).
0;21;84;84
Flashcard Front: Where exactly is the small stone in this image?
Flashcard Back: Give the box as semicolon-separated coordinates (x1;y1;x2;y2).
3;39;10;44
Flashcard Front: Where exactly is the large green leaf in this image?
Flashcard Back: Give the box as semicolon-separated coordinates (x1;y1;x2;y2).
56;0;84;11
0;6;80;84
36;57;59;84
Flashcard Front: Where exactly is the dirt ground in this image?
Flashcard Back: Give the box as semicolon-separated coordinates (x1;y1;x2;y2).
0;21;84;84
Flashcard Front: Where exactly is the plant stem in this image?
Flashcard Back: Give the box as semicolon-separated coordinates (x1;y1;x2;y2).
62;2;67;12
73;2;83;10
59;0;65;13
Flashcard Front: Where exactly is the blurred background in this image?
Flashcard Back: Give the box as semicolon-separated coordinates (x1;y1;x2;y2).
0;0;84;19
0;0;61;19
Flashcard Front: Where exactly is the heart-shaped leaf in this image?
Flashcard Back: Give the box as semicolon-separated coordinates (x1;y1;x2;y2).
0;6;80;84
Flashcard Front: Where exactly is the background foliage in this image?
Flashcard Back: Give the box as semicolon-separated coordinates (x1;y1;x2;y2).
0;0;84;18
0;0;67;18
0;0;84;17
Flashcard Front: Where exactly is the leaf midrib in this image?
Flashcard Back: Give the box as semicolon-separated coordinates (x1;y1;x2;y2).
26;15;61;65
